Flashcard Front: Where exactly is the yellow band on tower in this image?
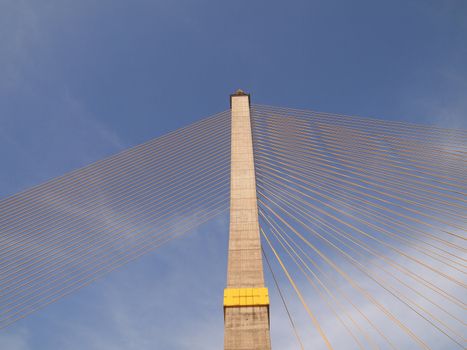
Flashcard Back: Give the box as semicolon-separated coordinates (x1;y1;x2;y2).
223;287;269;307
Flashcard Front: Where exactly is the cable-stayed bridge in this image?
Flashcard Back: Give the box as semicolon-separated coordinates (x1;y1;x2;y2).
0;91;465;349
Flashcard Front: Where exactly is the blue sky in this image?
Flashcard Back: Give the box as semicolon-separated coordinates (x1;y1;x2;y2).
0;0;466;349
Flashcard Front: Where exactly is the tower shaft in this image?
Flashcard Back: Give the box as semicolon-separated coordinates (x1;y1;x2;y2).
224;91;271;350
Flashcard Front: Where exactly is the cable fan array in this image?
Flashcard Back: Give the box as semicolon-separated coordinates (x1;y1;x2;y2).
252;105;466;349
0;111;231;328
1;102;465;349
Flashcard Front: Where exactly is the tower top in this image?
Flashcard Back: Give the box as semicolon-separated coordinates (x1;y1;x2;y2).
230;89;250;107
232;89;248;96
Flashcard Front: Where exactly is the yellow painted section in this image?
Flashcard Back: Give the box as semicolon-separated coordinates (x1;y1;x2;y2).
224;287;269;307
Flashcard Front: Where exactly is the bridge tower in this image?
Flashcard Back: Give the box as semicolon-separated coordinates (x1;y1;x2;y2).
224;90;272;349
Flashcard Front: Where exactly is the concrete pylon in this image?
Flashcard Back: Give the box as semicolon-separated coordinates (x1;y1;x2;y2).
224;90;272;349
